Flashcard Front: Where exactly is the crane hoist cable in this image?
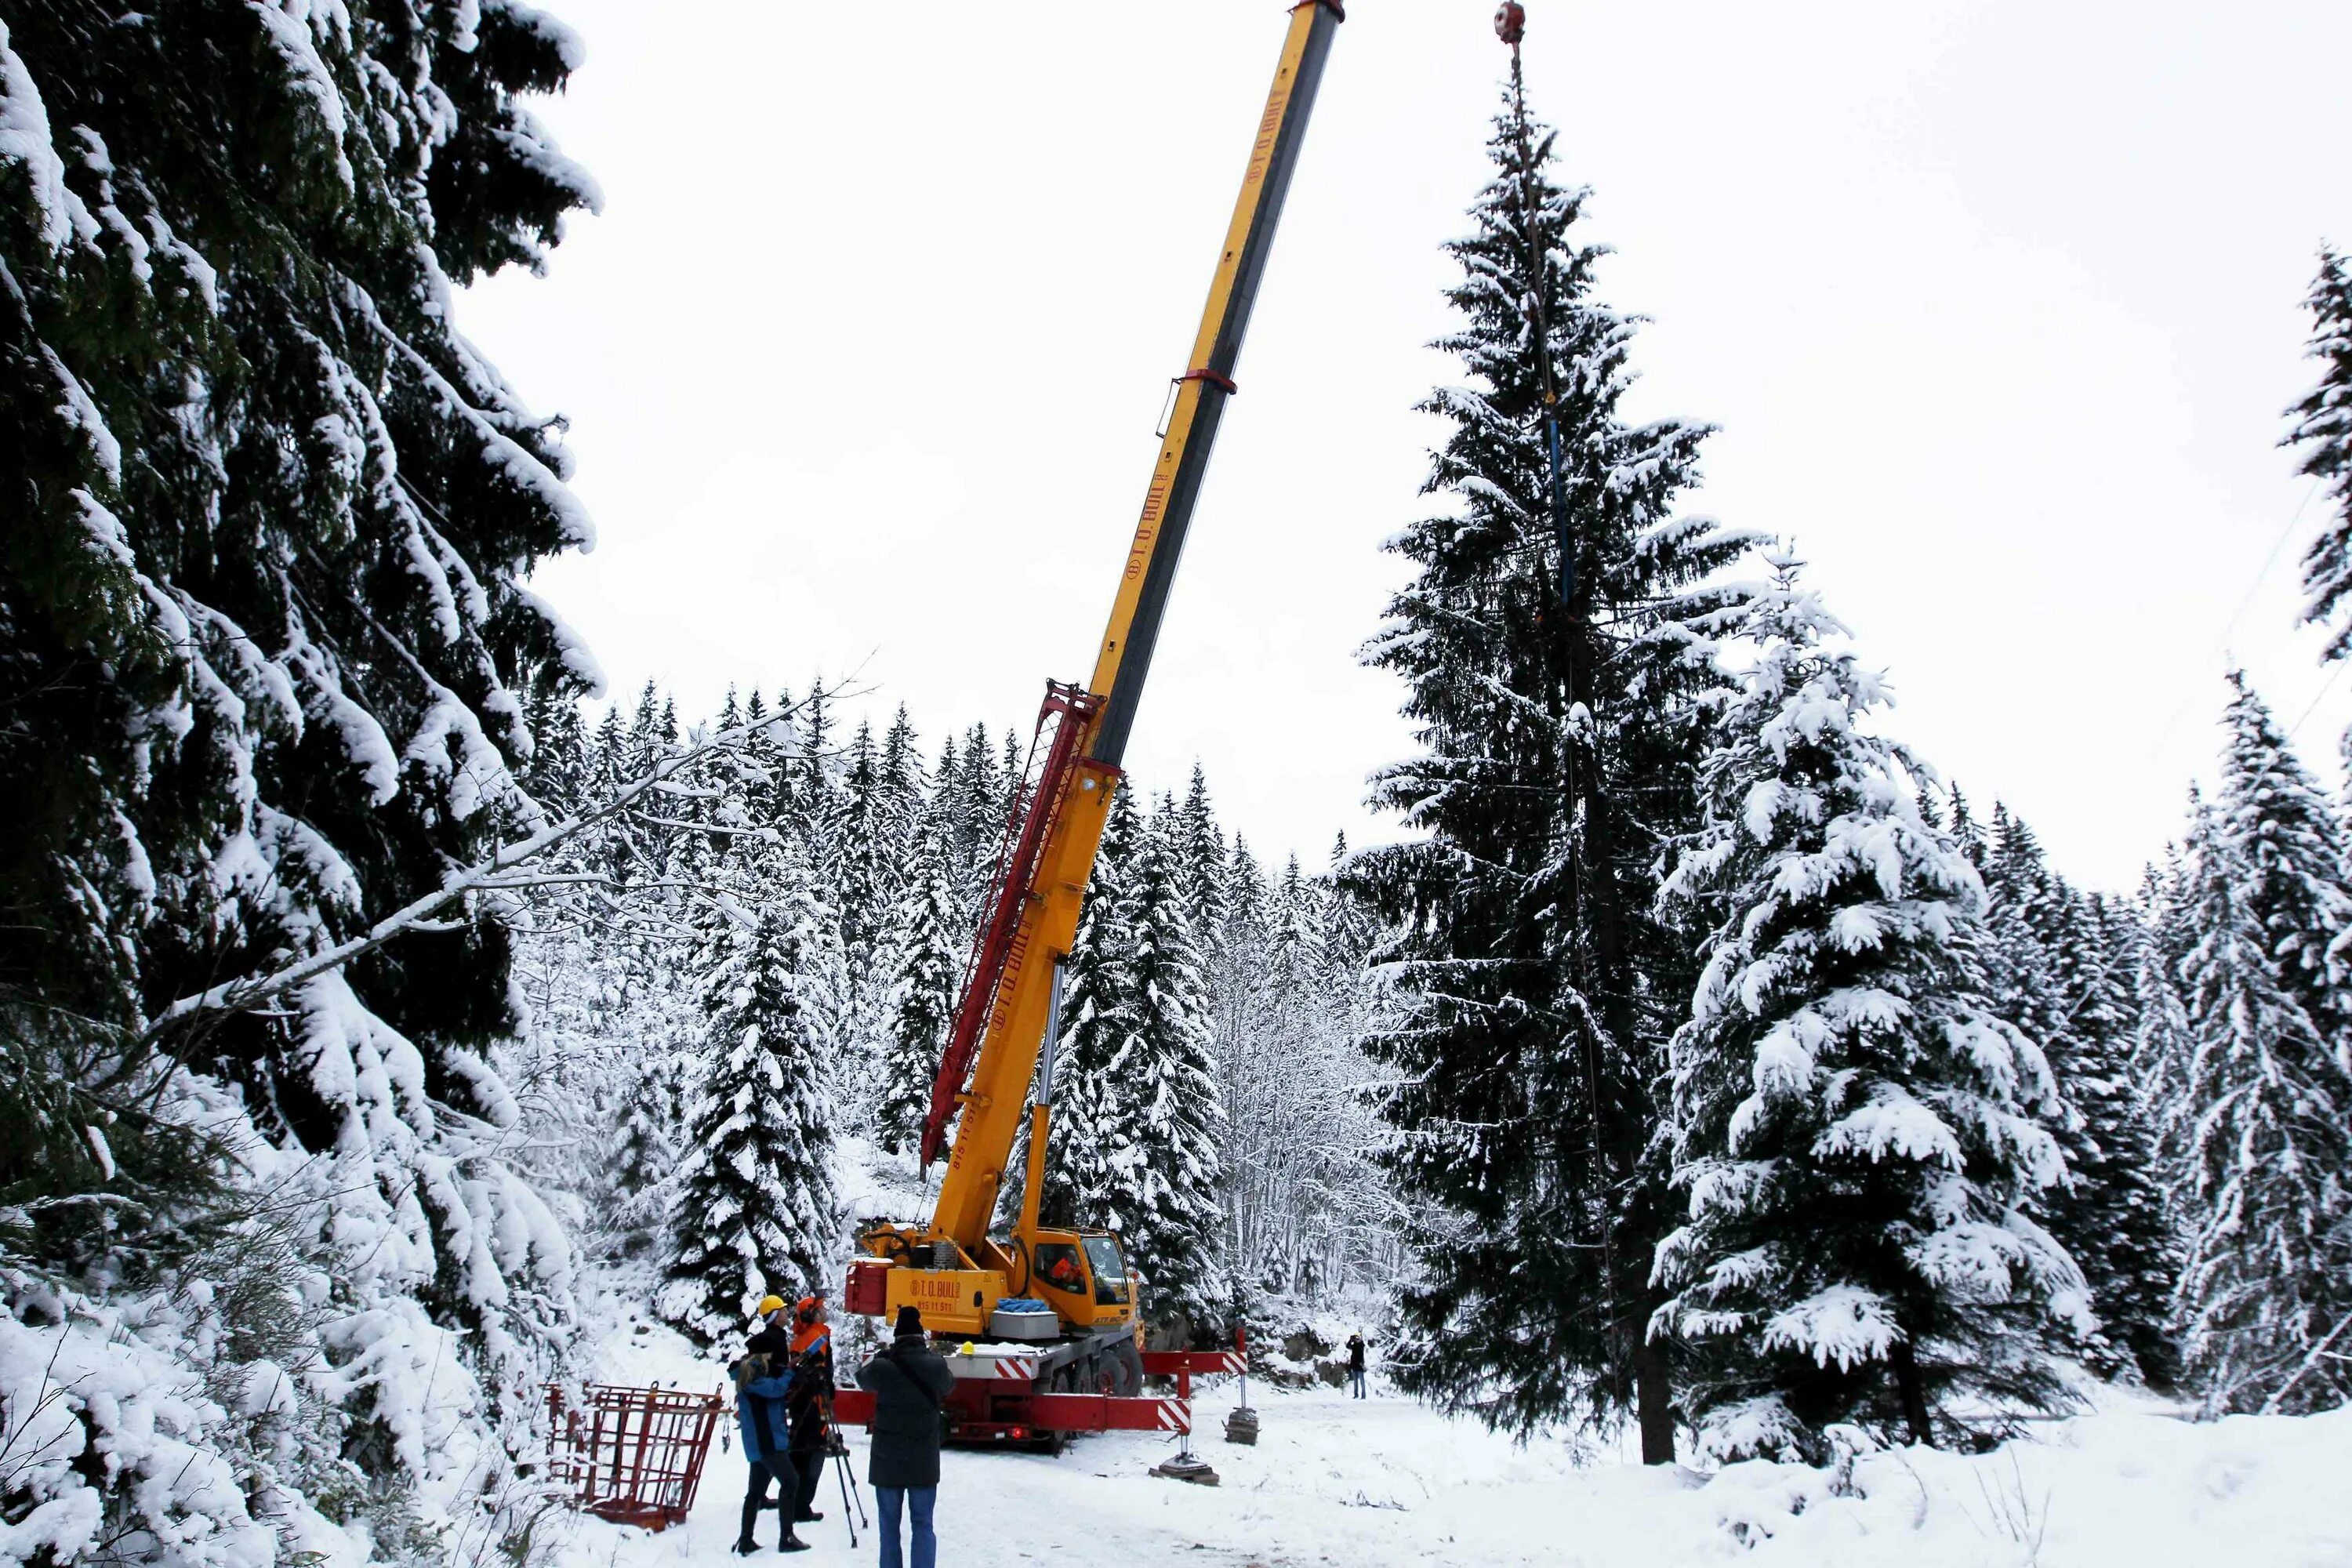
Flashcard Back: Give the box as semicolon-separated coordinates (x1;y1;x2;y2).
1496;1;1575;612
1496;0;1632;1409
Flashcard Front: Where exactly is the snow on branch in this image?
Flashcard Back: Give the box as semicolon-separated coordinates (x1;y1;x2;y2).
143;686;841;1042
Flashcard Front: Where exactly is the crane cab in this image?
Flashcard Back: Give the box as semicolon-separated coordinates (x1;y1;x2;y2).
1018;1228;1133;1332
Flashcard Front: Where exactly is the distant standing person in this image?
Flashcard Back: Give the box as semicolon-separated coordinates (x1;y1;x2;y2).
735;1294;812;1555
1347;1330;1367;1399
858;1305;954;1568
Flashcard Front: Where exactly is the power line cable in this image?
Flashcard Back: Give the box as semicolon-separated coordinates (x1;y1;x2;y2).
2143;476;2324;764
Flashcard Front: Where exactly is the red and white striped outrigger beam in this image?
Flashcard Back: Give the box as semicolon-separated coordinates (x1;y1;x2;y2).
829;1347;1246;1443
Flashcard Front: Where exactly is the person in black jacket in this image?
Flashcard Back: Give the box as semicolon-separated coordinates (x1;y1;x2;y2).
735;1296;811;1555
857;1306;955;1568
1347;1330;1367;1399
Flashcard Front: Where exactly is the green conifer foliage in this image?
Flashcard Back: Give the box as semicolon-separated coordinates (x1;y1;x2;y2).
1097;805;1226;1331
2214;673;2352;1038
877;800;961;1158
1031;786;1140;1229
2288;247;2352;660
1655;563;2086;1460
2169;719;2352;1414
1352;81;1755;1456
2069;893;2183;1387
2;0;598;1299
1979;811;2180;1385
659;860;842;1346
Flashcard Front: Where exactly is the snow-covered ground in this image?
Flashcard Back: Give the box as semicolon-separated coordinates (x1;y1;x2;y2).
550;1319;2352;1568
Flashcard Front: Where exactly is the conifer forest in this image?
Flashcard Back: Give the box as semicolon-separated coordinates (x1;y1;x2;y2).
3;4;2350;1566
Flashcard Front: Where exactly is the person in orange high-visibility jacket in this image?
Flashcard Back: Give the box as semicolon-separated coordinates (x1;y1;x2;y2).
783;1292;834;1526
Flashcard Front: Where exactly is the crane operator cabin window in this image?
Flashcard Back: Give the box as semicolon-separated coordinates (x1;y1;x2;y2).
1083;1236;1129;1305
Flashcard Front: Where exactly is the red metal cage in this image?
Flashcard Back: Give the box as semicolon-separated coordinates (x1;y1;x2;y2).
545;1383;724;1531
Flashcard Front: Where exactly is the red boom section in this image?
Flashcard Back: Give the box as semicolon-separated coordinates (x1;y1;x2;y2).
920;681;1103;1166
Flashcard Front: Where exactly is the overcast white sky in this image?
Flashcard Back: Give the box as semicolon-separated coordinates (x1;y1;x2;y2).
463;0;2352;891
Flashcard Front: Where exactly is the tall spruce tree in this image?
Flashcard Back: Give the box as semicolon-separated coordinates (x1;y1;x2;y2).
2290;247;2352;662
949;720;1002;911
2213;672;2352;1039
877;703;926;855
1352;76;1754;1456
2066;892;2183;1386
833;719;889;956
877;799;962;1158
2169;722;2352;1414
609;1059;677;1261
2132;876;2197;1114
2;0;599;1385
658;852;843;1346
1653;562;2087;1459
1029;786;1141;1229
1979;811;2180;1384
1097;804;1226;1331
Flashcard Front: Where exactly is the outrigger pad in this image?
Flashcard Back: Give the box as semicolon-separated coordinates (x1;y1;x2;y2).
1150;1456;1221;1486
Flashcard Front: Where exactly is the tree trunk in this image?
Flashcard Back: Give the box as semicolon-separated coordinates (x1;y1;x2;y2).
1563;608;1681;1466
1890;1337;1934;1447
1632;1326;1676;1465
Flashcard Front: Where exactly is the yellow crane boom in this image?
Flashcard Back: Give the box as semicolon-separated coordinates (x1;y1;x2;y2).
849;2;1341;1395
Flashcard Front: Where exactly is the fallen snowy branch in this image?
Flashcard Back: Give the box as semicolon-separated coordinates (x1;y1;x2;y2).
142;689;838;1043
2259;1308;2352;1415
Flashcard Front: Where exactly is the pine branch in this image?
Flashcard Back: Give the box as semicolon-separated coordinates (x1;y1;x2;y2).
142;687;840;1041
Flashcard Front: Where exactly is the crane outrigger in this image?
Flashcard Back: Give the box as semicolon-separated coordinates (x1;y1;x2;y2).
829;0;1342;1445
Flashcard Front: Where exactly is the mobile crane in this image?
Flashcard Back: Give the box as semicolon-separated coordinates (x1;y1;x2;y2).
827;1;1343;1444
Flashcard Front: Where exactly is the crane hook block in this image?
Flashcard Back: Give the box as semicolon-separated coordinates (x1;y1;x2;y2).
1496;2;1526;46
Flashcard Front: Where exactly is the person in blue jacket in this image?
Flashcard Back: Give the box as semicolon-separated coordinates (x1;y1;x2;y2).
735;1294;811;1555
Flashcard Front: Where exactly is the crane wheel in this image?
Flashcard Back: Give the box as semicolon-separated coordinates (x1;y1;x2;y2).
1110;1340;1144;1398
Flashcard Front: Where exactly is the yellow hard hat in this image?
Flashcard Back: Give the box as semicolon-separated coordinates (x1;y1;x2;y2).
757;1294;786;1317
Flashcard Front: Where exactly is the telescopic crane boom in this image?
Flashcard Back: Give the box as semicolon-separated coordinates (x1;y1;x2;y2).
841;2;1341;1431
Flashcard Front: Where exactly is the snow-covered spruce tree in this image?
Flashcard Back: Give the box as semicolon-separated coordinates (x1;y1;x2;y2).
1174;763;1229;958
1023;785;1142;1230
608;1058;678;1260
3;4;601;1556
1352;78;1754;1457
828;715;902;1084
877;798;963;1158
879;703;925;834
2132;855;2198;1120
1978;811;2179;1385
2211;672;2352;1038
2169;773;2352;1414
1096;804;1227;1334
2072;891;2183;1386
946;721;1002;911
833;719;888;955
1223;855;1317;1292
658;848;844;1346
1209;834;1269;1257
2290;246;2352;661
1653;562;2087;1461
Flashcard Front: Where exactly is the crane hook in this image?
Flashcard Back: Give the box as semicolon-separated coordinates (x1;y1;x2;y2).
1495;2;1526;46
